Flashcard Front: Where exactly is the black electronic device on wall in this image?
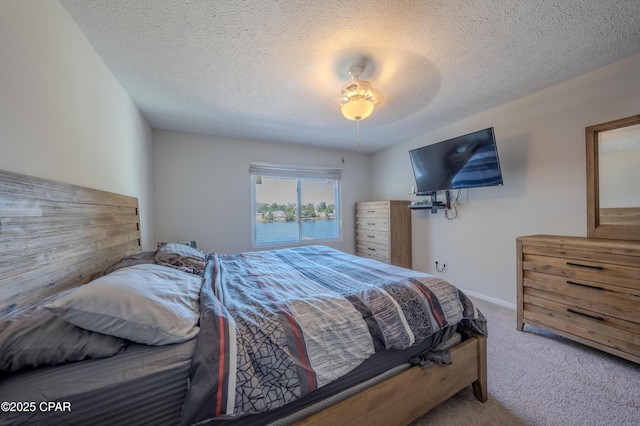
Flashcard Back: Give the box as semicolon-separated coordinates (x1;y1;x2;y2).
409;127;503;196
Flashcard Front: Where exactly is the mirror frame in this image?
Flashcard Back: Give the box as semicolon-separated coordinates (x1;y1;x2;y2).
586;114;640;241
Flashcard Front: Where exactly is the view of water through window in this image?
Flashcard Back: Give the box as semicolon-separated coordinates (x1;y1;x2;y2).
255;220;338;244
254;176;339;245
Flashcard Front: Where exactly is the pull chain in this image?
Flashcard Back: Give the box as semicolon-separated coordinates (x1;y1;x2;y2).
356;119;361;154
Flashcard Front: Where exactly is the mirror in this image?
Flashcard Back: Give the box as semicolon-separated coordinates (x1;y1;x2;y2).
586;114;640;241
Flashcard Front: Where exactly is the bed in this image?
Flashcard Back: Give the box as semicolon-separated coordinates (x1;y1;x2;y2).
0;170;488;426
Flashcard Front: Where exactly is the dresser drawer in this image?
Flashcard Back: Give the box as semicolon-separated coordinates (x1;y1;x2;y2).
356;229;389;245
522;253;640;291
356;203;390;218
356;240;389;263
522;294;640;357
523;243;640;269
522;270;640;323
356;216;389;232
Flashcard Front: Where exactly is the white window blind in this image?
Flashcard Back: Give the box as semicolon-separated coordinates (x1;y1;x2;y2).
249;161;342;180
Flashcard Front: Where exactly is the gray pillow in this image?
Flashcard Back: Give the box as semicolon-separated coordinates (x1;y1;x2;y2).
155;242;207;276
0;301;126;372
46;264;202;346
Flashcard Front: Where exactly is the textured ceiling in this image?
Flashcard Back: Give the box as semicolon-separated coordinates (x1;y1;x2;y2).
59;0;640;153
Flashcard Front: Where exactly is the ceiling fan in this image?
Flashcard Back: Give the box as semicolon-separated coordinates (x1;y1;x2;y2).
338;63;383;122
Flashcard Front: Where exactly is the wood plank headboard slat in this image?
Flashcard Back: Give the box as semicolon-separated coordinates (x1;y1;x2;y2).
0;170;142;316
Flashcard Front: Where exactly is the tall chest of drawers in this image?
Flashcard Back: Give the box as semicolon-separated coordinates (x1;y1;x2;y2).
517;235;640;363
355;200;412;268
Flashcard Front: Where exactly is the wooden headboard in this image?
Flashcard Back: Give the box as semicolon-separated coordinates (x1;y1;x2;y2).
0;170;142;316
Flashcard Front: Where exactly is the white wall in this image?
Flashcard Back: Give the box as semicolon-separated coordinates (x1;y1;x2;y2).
154;130;371;254
371;53;640;307
599;147;640;207
0;1;154;249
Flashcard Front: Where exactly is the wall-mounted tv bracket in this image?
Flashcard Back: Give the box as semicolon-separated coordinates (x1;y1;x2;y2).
408;190;451;213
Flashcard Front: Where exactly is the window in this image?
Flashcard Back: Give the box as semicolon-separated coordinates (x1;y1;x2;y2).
250;162;341;246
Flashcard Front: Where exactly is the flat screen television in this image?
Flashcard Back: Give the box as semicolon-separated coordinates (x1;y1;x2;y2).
409;127;503;195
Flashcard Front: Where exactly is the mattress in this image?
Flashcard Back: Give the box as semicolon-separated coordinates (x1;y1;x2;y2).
0;339;197;426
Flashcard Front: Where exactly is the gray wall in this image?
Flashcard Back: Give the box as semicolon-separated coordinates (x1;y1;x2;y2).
153;130;372;254
371;53;640;307
0;1;155;249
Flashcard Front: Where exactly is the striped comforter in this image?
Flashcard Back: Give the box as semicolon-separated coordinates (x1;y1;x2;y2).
180;246;487;424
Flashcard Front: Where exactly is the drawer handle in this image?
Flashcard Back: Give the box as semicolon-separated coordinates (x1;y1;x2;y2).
367;247;376;251
367;235;375;238
366;210;376;213
566;281;604;291
367;222;376;226
567;308;605;322
566;262;604;270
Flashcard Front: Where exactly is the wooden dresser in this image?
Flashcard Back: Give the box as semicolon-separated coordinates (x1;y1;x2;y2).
355;200;412;268
516;235;640;363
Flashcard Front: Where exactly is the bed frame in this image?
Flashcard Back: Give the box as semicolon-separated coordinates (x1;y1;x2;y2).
295;329;487;425
0;169;487;424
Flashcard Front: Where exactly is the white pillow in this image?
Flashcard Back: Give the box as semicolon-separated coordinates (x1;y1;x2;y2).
46;264;202;345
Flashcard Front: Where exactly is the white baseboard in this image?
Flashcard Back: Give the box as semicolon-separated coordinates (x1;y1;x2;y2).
459;288;516;310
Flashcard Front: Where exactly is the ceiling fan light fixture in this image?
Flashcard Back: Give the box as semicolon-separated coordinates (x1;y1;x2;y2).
339;65;377;121
341;97;375;121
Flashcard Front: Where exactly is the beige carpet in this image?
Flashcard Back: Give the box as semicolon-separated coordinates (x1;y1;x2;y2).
410;298;640;426
411;388;527;426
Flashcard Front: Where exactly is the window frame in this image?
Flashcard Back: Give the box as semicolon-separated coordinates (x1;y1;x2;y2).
250;162;342;248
